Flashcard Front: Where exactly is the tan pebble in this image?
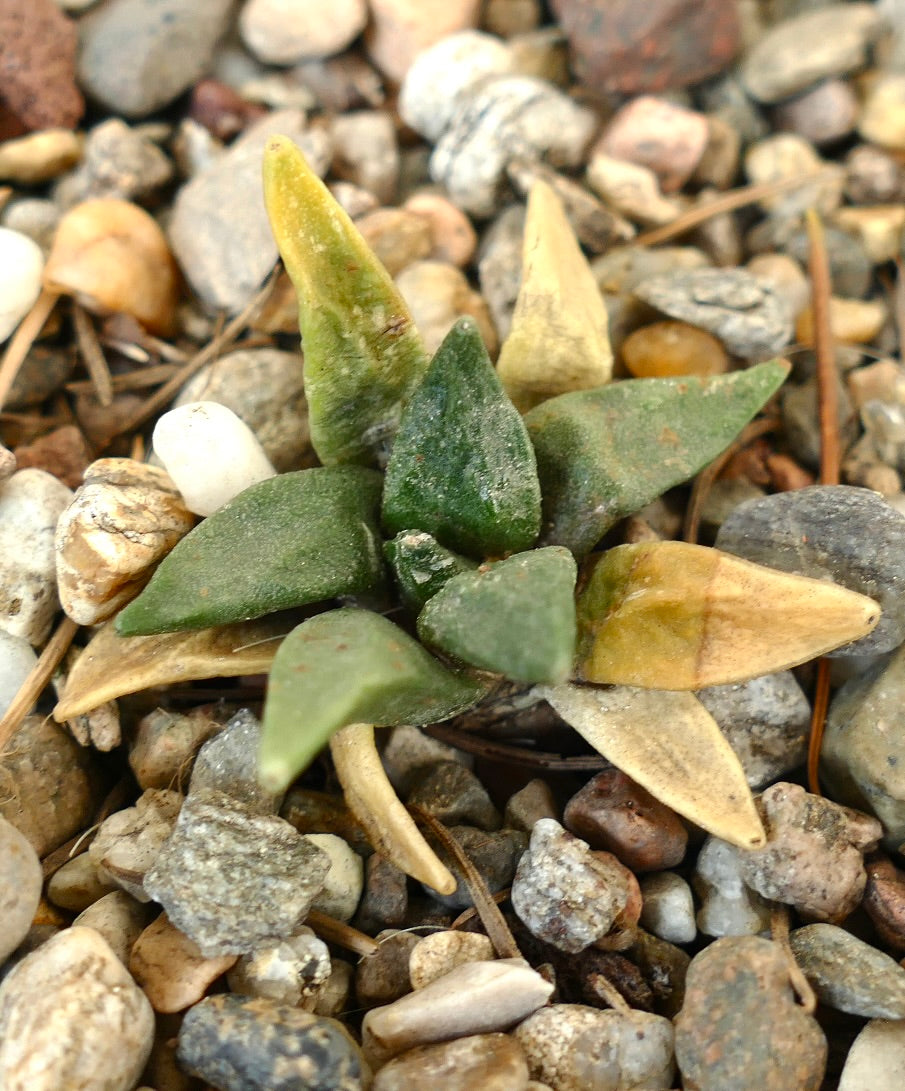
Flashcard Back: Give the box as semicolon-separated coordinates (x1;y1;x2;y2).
796;297;887;345
483;0;541;37
356;206;433;276
366;0;482;83
409;931;495;990
130;912;237;1013
622;320;728;379
47;851;118;913
227;927;331;1007
331;110;399;205
372;1032;530;1090
0;816;42;964
692;115;741;190
73;890;156;966
0;129;82;186
847;359;905;410
745;133;844;216
396;260;497;356
598;95;709;193
128;704;226;791
585;153;682;227
833;206;905;265
43;198;181;335
89;788;183;902
55;457;195;626
860;74;905;150
0;927;154;1090
507;27;570;86
403;191;477;267
746;253;809;319
314;957;354;1018
0;444;15;482
12;424;92;490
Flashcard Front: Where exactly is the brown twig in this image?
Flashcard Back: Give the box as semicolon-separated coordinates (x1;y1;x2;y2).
65;363;180;395
408;804;522;960
0;616;79;755
423;722;608;771
632;170;838;248
0;288;60;411
72;303;114;407
305;908;379;957
804;209;840;796
771;904;816;1014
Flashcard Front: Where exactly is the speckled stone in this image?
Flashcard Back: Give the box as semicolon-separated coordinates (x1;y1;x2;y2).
373;1032;529;1091
227;927;331;1008
406;761;501;831
632;268;793;359
355;930;420;1010
503;779;558;833
53;118;173;207
177;994;366;1091
0;816;42;964
715;485;905;657
408;931;495;990
789;923;905;1019
675;936;826;1090
127;703;228;791
143;791;330;957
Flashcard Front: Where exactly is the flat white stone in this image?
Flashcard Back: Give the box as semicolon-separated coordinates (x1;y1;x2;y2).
639;871;697;945
839;1018;905;1089
152;401;277;516
0;228;43;343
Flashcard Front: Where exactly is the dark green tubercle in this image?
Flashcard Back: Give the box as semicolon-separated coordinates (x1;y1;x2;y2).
383;530;478;614
417;546;578;685
259;607;488;790
382;317;542;559
525;359;791;558
116;467;385;635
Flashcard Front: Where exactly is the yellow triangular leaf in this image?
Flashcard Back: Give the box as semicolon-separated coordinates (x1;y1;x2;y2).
576;542;880;689
54;617;286;720
539;683;766;849
497;180;613;413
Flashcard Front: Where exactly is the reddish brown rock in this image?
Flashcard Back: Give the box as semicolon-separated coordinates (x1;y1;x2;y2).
0;0;84;134
13;425;92;490
564;769;688;873
863;854;905;953
597;96;709;192
549;0;740;94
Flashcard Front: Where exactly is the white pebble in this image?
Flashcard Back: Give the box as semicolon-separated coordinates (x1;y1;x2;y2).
0;228;43;343
303;833;364;922
152;401;277;516
0;631;37;718
0;816;42;965
239;0;368;65
639;871;697;945
0;469;73;644
839;1019;905;1089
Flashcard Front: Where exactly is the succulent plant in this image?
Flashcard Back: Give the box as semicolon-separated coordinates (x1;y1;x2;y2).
57;137;879;896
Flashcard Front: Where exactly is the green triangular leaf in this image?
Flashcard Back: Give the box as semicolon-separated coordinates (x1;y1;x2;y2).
263;136;429;466
382;317;542;558
116;467;385;635
384;530;477;614
259;608;486;790
417;547;577;684
524;360;790;557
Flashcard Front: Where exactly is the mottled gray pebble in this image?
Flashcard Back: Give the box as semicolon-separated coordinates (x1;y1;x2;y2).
693;836;771;938
0;817;42;965
54;118;173;207
476;203;525;341
790;923;905;1019
144;791;330;957
189;708;279;814
354;853;408;933
511;818;632;953
177;994;365;1091
406;761;501;831
781;375;858;472
696;671;810;790
331;109;399;205
356;930;420;1009
716;485;905;656
423;825;525;910
380;724;472;795
633;268;793;358
675;935;826;1090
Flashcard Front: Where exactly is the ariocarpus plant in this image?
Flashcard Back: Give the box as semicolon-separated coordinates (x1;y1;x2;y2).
56;137;879;893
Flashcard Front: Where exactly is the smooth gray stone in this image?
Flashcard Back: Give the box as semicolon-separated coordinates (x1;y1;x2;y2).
716;485;905;656
188;709;281;815
790;923;905;1019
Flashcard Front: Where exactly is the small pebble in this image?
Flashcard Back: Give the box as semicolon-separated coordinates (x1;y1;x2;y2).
88;788;183;902
373;1032;529;1091
406;761;501;831
130;911;236;1013
0;129;81;186
54;118;173;207
739;2;884;104
796;297;887;346
0;228;43;343
863;854;905;950
226;927;331;1007
380;725;472;795
0;817;42;965
239;0;368;65
46;852;118;913
0;468;72;644
860;73;905;151
745;252;809;319
674;935;826;1090
408;931;495;990
396;260;498;356
597;95;709;193
430;75;597;217
563;768;687;872
845;144;905;204
177;994;366;1091
128;703;227;791
77;0;235;118
838;1018;905;1090
0;927;154;1090
366;0;483;84
314;958;354;1019
503;778;558;833
744;133;844;219
331;109;399;204
781;223;872;300
303;833;364;922
789;923;905;1019
696;671;810;790
633;268;793;359
716;485;905;656
782;376;857;472
514;1003;676;1091
354;853;408;933
477;203;525;341
693;835;771;938
356;930;421;1009
72;890;155;966
403;191;477;267
510;818;635;953
143;791;331;957
425;825;525;910
13;423;92;489
189;708;279;814
362;958;553;1066
621;320;728;379
738;782;881;922
55;457;195;626
355;207;433;276
639;872;697;945
774;78;858;147
585;153;682;227
834;206;905;265
0;631;37;719
153;402;277;517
